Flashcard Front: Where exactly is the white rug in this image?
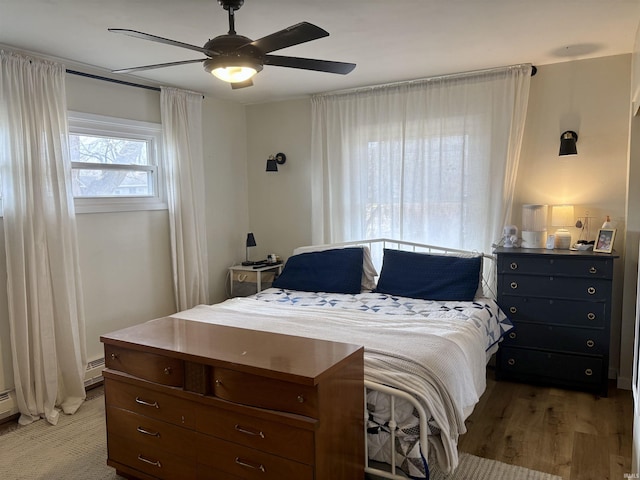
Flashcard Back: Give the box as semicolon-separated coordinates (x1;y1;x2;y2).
0;393;561;480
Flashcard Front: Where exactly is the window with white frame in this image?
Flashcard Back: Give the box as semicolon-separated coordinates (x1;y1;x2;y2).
68;111;166;213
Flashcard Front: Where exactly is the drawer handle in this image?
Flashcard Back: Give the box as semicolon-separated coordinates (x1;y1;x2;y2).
587;287;596;295
510;262;518;270
137;426;161;437
163;367;172;375
586;340;595;348
137;455;162;468
509;306;517;314
510;282;518;290
585;368;593;376
507;358;516;366
587;312;596;321
135;397;159;409
215;379;222;386
297;395;305;403
235;424;265;439
110;353;118;360
589;267;597;274
235;457;266;473
508;332;517;339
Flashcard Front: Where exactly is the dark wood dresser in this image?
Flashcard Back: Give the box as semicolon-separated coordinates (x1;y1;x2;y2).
494;247;617;396
101;317;365;479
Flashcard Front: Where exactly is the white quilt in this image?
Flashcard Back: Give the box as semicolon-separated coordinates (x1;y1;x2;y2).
171;295;501;473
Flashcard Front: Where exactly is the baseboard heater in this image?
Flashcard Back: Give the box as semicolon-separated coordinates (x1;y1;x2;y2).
0;356;105;421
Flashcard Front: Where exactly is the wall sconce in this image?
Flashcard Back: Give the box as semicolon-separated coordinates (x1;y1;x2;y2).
559;131;578;156
551;204;574;249
242;232;257;265
266;153;287;172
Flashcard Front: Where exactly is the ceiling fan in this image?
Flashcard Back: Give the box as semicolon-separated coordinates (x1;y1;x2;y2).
108;0;356;89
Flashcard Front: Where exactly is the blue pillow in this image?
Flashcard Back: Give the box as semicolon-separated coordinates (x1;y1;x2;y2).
273;247;364;294
375;249;481;301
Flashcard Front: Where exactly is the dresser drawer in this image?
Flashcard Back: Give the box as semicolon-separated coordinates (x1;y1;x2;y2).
197;434;314;480
197;404;314;465
498;346;602;386
500;274;610;300
213;368;318;417
500;295;606;328
108;432;197;480
107;405;197;459
498;255;613;278
502;323;605;354
105;377;197;428
105;344;184;387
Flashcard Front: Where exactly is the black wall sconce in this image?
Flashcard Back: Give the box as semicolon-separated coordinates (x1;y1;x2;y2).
559;131;578;156
266;152;287;172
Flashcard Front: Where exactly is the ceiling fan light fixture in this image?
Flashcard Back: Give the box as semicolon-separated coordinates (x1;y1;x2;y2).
203;57;262;83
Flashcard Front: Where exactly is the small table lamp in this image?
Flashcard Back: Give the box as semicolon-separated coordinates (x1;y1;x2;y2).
551;205;574;249
242;232;257;265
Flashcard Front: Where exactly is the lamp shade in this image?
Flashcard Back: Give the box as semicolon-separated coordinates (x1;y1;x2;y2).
246;232;257;248
266;158;278;172
551;205;574;227
559;131;578;156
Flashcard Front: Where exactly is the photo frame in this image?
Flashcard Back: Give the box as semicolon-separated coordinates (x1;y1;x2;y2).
593;228;616;253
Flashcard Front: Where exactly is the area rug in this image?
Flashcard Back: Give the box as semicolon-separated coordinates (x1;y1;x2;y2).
0;392;561;480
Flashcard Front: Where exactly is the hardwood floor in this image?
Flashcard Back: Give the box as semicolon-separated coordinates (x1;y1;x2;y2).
459;368;633;480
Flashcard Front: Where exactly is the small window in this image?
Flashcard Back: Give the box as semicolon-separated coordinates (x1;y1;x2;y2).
68;112;166;213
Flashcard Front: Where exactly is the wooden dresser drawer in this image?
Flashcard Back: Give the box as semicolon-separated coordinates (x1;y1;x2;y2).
197;434;314;480
108;432;197;480
500;274;610;300
196;404;314;465
106;405;197;459
213;368;318;417
502;323;606;354
498;346;603;387
498;255;613;278
105;377;197;428
105;344;184;387
500;295;606;328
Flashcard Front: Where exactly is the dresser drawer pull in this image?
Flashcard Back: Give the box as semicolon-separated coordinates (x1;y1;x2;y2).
235;457;266;472
135;397;159;409
587;312;596;320
585;368;593;376
509;262;518;270
137;426;161;437
508;332;517;339
589;267;598;274
507;358;516;366
235;424;265;439
215;379;222;386
163;367;172;375
586;340;595;348
509;306;517;314
110;353;118;360
587;287;596;295
297;395;305;403
137;455;162;468
510;282;518;290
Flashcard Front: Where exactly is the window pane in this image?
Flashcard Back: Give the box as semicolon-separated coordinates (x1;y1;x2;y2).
72;169;153;197
69;134;148;166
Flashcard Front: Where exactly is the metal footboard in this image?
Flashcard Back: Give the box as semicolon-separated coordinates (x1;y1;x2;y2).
364;380;429;479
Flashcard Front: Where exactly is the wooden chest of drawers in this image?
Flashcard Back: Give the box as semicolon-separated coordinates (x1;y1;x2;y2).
494;247;617;396
101;318;365;479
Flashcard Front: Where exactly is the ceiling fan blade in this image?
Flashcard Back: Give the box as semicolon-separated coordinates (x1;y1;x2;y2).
111;59;207;74
248;22;329;54
231;79;254;89
108;28;214;55
265;55;356;75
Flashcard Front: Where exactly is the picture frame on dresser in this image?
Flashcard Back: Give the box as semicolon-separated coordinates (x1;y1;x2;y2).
594;228;616;253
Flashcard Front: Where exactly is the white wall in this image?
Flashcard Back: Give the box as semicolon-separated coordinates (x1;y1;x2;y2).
245;54;635;382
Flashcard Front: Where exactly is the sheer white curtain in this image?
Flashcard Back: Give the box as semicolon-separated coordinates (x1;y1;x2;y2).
160;87;209;311
311;64;531;254
0;51;87;425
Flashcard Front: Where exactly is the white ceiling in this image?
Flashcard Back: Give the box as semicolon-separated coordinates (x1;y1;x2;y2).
1;0;639;105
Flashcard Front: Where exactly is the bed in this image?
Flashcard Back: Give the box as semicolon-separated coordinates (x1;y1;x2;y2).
172;238;512;479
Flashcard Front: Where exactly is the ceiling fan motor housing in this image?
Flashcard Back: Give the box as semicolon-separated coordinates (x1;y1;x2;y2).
219;0;244;11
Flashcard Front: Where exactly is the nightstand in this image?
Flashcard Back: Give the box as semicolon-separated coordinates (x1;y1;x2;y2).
494;247;617;396
228;263;283;297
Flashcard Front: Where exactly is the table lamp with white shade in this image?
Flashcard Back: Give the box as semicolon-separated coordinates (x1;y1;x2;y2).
551;205;574;249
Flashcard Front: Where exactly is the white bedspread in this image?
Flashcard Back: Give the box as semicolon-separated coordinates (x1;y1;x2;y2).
171;296;493;472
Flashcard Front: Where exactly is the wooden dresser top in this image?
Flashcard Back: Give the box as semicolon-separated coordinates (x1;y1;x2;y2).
101;317;364;385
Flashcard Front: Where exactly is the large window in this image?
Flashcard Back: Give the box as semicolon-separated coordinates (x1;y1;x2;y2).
68;112;165;213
